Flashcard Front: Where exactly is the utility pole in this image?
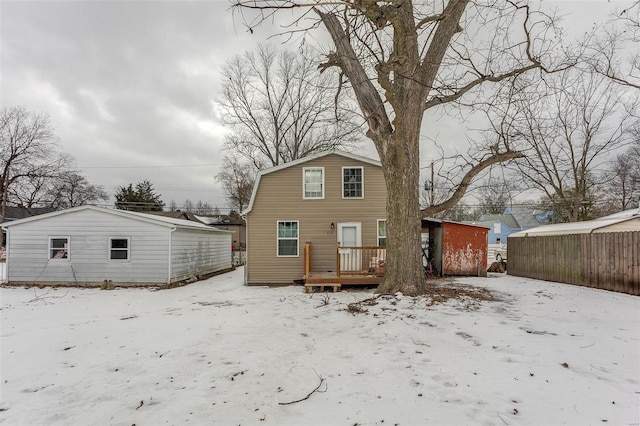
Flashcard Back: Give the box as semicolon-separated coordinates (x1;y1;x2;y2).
430;161;435;207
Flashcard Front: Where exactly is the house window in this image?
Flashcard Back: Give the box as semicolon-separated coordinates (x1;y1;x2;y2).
49;237;69;260
277;221;299;257
109;238;130;260
303;167;324;199
343;167;363;198
377;220;386;247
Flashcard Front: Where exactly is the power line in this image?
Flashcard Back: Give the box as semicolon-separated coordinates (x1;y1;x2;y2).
79;163;221;169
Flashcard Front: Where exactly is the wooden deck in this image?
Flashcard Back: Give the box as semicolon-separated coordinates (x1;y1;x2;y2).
305;271;383;285
303;243;384;292
304;272;382;293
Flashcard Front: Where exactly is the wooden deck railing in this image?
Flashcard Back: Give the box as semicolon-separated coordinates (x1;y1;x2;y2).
337;246;386;276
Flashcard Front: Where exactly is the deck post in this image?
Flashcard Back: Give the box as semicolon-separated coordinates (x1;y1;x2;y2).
336;244;341;277
304;242;311;279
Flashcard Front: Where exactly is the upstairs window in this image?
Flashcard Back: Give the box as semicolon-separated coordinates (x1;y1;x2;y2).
110;238;130;260
303;167;324;199
343;167;363;198
377;220;387;247
277;221;299;257
49;237;69;260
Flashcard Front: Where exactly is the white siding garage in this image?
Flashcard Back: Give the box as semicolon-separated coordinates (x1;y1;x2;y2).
2;206;232;287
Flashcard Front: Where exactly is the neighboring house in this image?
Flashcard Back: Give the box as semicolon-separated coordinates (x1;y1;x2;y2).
243;151;387;285
197;214;247;251
508;208;640;295
477;207;551;244
147;210;205;223
2;205;232;287
1;206;57;247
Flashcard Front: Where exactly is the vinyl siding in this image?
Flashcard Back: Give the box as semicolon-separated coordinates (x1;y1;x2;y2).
170;228;232;282
5;209;169;285
5;208;233;286
246;154;386;285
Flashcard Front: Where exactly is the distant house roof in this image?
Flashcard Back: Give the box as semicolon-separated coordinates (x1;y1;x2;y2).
196;214;245;226
507;206;546;228
146;210;205;223
2;205;231;233
2;206;57;222
478;214;520;230
509;208;640;237
243;150;381;215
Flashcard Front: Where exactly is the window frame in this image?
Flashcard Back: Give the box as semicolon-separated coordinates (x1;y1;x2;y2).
109;237;131;261
342;166;364;199
276;220;299;257
377;219;387;247
49;236;70;261
302;167;325;200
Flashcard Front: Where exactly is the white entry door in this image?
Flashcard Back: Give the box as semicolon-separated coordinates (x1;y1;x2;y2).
338;222;362;272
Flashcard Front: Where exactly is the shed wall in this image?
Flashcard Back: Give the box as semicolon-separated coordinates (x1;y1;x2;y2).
246;154;386;285
507;231;640;295
442;223;488;277
170;228;232;282
6;209;169;285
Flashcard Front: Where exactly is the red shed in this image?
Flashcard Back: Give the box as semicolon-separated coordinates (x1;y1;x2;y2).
422;218;489;277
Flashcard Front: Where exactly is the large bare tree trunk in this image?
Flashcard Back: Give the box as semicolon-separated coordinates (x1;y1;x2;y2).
377;128;425;294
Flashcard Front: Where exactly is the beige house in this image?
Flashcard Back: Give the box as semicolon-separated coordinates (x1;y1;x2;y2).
243;151;387;285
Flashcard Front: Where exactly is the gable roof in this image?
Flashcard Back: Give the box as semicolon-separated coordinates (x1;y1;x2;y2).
507;206;546;228
243;150;381;215
2;205;231;233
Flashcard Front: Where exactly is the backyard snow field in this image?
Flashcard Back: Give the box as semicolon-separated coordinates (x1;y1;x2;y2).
1;269;638;426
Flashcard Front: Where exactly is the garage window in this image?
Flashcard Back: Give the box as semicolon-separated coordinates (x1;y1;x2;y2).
109;238;130;260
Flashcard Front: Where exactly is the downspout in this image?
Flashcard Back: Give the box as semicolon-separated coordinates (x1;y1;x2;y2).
168;226;176;285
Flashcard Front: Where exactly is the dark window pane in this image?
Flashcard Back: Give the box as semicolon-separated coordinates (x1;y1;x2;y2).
111;239;128;249
110;250;128;260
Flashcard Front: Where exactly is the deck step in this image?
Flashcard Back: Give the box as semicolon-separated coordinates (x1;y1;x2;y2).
304;283;341;293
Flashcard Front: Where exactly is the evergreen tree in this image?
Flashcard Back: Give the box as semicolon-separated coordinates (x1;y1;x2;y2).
115;180;164;211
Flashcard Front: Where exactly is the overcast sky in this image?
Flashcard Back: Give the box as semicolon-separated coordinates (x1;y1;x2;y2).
1;1;633;211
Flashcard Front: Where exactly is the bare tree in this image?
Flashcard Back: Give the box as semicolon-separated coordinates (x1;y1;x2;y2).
216;155;255;213
585;1;640;90
182;199;194;212
501;70;638;222
219;44;362;170
475;177;514;215
599;141;640;213
0;106;68;221
45;171;108;209
232;1;573;294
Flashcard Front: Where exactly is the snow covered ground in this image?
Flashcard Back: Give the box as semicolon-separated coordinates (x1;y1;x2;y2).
1;268;638;426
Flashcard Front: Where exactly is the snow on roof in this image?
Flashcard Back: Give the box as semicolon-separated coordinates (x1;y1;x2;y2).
594;207;640;221
2;205;231;233
509;211;640;237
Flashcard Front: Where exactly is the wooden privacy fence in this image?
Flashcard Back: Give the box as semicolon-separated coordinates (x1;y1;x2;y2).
508;231;640;295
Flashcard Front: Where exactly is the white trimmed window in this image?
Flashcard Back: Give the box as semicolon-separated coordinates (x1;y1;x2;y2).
377;220;387;247
277;221;299;257
49;237;70;260
303;167;324;199
109;237;130;260
342;167;364;198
